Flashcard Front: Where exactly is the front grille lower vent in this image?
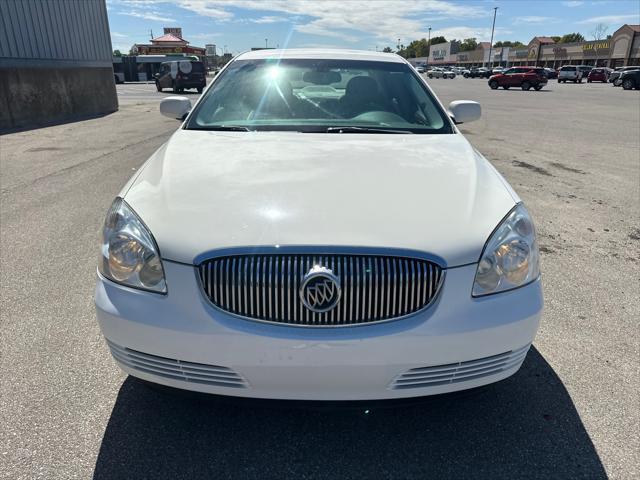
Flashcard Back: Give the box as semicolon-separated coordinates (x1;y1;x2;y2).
107;340;248;388
389;344;531;390
198;253;444;327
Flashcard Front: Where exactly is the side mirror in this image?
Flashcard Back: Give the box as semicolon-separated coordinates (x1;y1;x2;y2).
449;100;481;124
154;72;160;78
160;96;191;120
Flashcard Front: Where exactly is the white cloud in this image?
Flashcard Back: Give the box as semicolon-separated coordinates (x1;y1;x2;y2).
429;26;513;42
513;16;559;25
562;1;584;6
118;10;176;22
576;14;640;24
170;0;491;43
251;15;288;24
110;31;128;38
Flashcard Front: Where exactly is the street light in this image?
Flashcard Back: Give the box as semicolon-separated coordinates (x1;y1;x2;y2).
487;7;498;69
426;26;431;69
265;38;268;49
397;38;401;51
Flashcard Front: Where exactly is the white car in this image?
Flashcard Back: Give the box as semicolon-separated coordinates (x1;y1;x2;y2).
427;67;456;79
95;49;542;401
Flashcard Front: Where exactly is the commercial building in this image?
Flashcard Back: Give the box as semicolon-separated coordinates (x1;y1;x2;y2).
408;24;640;70
0;0;117;131
131;28;206;58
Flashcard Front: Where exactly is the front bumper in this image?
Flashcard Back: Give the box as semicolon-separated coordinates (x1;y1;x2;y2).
95;261;543;400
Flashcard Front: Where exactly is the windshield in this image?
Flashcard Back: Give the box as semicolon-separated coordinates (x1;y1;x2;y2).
186;58;452;133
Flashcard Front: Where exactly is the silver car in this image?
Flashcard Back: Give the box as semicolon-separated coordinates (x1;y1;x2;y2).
427;67;456;79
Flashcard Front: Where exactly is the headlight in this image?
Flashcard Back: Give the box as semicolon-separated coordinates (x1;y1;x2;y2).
472;203;540;297
98;198;167;293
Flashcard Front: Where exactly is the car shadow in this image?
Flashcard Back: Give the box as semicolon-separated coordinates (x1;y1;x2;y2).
93;347;606;479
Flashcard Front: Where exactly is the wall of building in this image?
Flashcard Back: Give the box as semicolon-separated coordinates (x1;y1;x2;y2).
0;0;117;131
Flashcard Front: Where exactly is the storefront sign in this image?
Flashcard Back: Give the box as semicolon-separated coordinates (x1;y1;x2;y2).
583;41;609;51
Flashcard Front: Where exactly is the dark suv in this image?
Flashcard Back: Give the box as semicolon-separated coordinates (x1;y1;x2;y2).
619;69;640;90
488;67;548;91
155;60;206;93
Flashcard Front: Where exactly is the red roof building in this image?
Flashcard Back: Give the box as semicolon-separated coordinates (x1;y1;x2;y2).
131;28;205;57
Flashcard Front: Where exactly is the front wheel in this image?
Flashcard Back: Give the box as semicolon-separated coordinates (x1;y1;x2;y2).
622;78;635;90
522;81;531;91
155;81;162;92
428;74;433;79
534;85;543;91
489;80;499;89
197;87;203;93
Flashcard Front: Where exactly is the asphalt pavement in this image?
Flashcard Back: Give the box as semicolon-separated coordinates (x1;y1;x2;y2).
0;78;638;479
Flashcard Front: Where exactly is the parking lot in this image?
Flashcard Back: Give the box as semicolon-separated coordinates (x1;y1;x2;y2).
1;77;638;479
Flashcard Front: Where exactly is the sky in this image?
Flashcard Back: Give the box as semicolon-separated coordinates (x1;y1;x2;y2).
106;0;640;54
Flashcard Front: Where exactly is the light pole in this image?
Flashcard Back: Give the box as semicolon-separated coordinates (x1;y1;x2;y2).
426;26;431;69
487;7;498;69
265;38;268;49
397;38;401;52
223;45;227;55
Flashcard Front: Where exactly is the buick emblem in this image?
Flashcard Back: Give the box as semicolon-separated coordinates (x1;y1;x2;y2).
300;265;341;313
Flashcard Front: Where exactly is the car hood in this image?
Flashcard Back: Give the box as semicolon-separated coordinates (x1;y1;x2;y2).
124;130;517;267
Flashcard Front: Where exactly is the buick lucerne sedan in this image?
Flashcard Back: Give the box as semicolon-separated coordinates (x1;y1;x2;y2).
95;49;543;400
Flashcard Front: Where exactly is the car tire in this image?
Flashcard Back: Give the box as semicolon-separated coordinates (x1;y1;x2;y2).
587;79;591;83
622;78;634;90
428;74;432;79
534;85;543;91
197;87;203;93
155;81;162;92
522;81;531;91
489;80;499;90
578;78;583;83
172;81;179;93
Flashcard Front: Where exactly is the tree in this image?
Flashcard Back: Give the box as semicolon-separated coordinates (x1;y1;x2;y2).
560;32;584;43
382;46;393;53
113;50;122;57
551;36;562;43
458;38;478;52
591;23;609;66
493;40;525;48
429;36;447;46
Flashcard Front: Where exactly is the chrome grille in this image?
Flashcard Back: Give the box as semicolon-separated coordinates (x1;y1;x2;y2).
197;253;444;327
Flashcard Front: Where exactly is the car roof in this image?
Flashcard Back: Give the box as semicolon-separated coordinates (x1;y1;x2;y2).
235;48;406;63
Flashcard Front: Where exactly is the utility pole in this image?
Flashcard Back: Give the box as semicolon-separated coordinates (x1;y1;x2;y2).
397;38;401;51
426;26;431;69
487;7;498;69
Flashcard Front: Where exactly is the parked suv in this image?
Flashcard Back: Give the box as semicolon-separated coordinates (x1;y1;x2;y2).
155;60;206;93
558;65;583;83
610;66;640;85
488;67;548;91
587;68;608;83
619;69;640;90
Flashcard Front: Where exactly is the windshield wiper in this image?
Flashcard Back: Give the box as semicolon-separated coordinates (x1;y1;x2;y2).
324;126;413;134
191;125;252;131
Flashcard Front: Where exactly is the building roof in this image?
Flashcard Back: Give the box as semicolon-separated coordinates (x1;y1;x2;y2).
151;33;187;44
628;24;640;32
533;36;556;44
237;48;405;63
478;42;490;50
